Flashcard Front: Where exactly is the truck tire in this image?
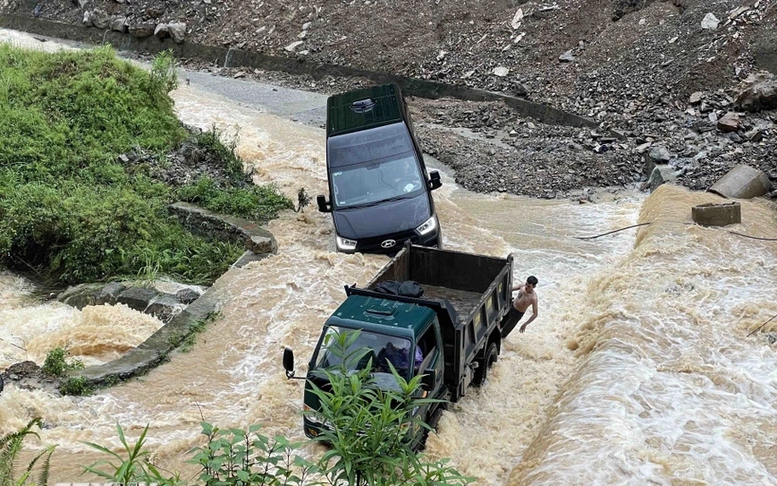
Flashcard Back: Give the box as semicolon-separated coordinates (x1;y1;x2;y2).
473;342;498;387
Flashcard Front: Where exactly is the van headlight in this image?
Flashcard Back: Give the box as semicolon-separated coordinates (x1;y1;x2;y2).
416;215;437;235
336;235;357;251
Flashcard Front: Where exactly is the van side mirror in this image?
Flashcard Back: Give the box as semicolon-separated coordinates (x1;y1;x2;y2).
283;347;295;379
428;171;442;190
316;195;332;213
420;369;436;391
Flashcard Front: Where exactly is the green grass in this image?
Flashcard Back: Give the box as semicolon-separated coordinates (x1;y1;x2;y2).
0;46;292;286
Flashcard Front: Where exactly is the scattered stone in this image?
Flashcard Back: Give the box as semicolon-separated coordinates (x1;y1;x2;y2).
648;146;672;162
168;22;187;43
285;40;304;52
493;66;509;77
689;92;704;105
128;22;155;38
109;16;127;33
558;50;575;63
511;8;523;29
91;9;110;29
736;71;777;112
701;13;719;30
154;23;169;39
648;165;676;192
717;112;740;132
176;288;201;304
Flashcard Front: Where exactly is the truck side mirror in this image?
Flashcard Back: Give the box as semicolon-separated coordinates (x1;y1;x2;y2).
428;171;442;190
283;347;295;379
316;195;332;213
420;369;436;391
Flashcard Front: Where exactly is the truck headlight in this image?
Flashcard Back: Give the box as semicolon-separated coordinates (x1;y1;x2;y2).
304;404;323;425
336;235;357;251
416;215;437;235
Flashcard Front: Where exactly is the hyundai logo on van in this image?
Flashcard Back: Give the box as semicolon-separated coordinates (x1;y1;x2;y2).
381;239;396;249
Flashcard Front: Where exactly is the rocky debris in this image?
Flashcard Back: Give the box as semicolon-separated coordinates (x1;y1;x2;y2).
1;360;61;394
168;22;186;43
3;0;777;200
109;16;127;33
176;288;200;304
154;22;169;39
128;22;155;38
120;125;252;189
647;165;677;192
736;71;777;112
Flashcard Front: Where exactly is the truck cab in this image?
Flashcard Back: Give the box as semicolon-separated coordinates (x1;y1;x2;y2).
317;84;442;253
302;294;446;446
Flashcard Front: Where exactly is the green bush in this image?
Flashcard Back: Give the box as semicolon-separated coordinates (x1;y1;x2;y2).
60;376;93;396
190;424;317;486
42;347;84;377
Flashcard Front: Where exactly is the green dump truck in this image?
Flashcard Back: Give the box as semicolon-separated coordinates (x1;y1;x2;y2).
282;243;520;447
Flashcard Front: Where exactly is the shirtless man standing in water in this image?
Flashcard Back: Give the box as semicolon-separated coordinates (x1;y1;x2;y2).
511;276;538;333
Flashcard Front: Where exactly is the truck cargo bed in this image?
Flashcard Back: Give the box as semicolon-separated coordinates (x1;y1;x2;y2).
360;243;514;401
420;285;482;324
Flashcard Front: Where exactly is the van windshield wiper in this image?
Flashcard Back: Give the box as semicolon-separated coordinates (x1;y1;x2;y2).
344;194;412;209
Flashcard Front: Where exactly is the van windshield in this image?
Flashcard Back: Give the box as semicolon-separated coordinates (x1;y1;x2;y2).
314;326;420;380
328;122;424;209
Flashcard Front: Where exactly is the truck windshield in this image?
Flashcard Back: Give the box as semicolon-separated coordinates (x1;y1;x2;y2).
328;122;424;209
315;326;417;379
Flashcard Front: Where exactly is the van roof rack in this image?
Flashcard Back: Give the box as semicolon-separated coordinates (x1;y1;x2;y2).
326;84;404;137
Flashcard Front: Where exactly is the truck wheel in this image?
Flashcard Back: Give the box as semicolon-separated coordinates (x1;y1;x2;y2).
473;342;498;387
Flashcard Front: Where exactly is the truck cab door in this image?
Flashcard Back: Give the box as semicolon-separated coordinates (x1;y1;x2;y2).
415;319;445;396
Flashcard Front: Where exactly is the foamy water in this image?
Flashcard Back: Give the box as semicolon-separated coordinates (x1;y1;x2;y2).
3;28;777;485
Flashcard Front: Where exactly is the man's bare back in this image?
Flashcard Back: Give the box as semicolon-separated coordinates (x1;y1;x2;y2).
511;276;538;333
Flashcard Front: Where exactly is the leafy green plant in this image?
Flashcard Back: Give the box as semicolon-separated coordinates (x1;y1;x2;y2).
176;175;293;223
42;347;84;377
190;423;318;486
179;311;219;353
0;418;56;486
307;330;473;486
194;125;244;180
83;423;178;486
60;376;93;396
149;50;178;97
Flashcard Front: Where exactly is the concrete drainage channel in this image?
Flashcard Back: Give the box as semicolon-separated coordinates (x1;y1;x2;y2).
57;203;278;390
0;14;599;130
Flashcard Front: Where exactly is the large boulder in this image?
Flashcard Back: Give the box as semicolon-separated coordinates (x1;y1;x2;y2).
91;9;110;29
129;23;156;38
709;164;772;199
168;22;187;43
736;71;777;112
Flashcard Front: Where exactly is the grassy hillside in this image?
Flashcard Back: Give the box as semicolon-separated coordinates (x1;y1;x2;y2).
0;45;291;285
